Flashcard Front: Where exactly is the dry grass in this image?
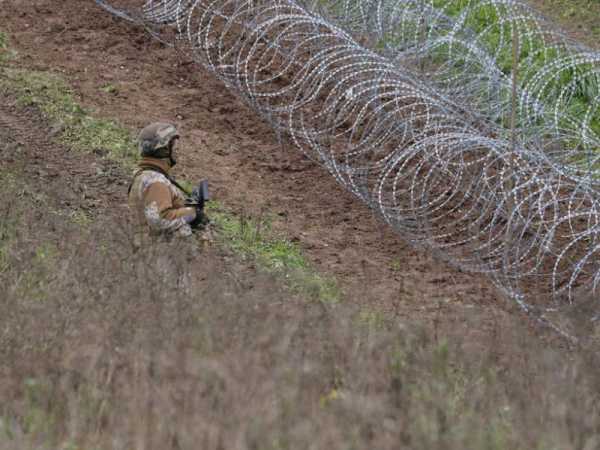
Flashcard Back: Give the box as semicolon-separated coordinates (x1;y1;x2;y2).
2;10;600;448
2;169;600;450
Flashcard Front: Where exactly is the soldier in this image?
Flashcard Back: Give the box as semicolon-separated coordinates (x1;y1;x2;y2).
128;122;208;247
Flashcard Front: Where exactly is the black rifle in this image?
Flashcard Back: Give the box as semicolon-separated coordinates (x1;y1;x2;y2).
186;179;210;211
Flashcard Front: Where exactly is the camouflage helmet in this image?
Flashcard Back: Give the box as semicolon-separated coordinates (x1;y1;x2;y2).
138;122;179;158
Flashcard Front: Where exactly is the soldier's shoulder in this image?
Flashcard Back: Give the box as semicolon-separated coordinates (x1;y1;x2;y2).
137;170;171;191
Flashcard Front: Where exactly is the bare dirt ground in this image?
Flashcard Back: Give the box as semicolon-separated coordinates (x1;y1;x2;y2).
528;0;600;48
0;95;127;219
0;0;560;346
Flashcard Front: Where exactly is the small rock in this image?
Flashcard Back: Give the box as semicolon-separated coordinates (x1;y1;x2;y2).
4;142;22;153
48;23;65;34
49;122;65;138
93;147;109;157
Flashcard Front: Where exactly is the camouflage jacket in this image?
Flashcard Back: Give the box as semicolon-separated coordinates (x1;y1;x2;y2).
128;157;197;245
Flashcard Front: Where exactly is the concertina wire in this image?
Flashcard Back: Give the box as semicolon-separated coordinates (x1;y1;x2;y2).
95;0;600;340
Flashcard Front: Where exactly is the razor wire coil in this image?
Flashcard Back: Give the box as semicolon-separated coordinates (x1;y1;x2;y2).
96;0;600;338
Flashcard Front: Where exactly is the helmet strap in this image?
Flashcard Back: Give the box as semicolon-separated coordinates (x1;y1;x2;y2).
167;139;177;167
167;137;177;167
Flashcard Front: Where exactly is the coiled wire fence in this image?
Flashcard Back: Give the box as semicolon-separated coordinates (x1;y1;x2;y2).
96;0;600;339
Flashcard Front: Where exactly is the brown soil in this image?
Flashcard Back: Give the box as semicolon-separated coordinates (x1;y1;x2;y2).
0;94;128;219
0;0;553;345
528;0;600;48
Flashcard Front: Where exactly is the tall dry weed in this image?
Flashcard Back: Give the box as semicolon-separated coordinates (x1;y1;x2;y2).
1;173;600;450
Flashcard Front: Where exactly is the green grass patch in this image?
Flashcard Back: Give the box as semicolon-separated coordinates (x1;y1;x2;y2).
0;172;20;274
0;67;136;165
534;0;600;45
369;0;600;154
356;308;388;329
208;202;341;303
0;172;60;302
0;31;134;163
433;2;599;111
100;83;119;95
0;31;16;64
0;31;8;62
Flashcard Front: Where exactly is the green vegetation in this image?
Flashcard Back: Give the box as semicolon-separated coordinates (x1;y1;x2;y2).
1;31;134;161
0;68;136;164
437;1;600;136
0;31;8;62
2;14;600;450
21;378;59;437
0;172;18;274
356;308;388;329
390;258;402;272
0;171;58;303
0;31;16;63
68;209;93;227
369;0;600;145
100;83;119;95
208;202;340;303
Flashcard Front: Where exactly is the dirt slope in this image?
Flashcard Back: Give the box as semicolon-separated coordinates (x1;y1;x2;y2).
0;88;263;322
5;86;600;450
0;0;549;343
0;97;127;218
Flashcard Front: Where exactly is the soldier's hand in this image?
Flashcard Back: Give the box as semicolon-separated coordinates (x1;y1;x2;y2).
190;208;210;230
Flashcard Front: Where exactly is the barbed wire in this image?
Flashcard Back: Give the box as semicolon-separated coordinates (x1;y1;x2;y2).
96;0;600;340
305;0;600;179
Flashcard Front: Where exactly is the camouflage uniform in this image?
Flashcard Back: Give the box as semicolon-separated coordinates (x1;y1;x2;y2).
128;123;199;247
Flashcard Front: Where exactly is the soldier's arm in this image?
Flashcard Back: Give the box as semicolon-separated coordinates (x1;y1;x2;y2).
142;182;197;234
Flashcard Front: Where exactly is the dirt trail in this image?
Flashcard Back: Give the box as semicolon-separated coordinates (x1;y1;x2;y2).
0;0;551;344
0;95;128;218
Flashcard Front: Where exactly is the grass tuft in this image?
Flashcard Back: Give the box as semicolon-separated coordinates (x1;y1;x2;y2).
100;83;119;95
0;31;16;64
0;31;7;61
208;201;341;303
0;172;19;274
0;68;136;164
